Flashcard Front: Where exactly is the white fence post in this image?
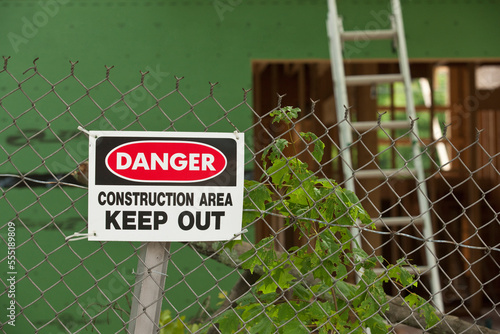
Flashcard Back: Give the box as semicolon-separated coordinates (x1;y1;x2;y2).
128;242;171;333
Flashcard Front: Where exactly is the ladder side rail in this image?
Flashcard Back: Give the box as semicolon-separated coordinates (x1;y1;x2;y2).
327;0;356;193
391;0;444;311
326;0;365;272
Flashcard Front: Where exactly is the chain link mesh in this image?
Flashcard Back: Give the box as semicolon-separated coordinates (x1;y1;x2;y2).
1;58;499;333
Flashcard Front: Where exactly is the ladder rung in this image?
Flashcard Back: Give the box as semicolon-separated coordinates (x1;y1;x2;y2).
373;265;429;275
353;168;415;179
351;120;411;132
373;217;424;227
341;29;396;41
345;74;404;86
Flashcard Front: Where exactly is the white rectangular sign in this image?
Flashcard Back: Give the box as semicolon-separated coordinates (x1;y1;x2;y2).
87;131;244;242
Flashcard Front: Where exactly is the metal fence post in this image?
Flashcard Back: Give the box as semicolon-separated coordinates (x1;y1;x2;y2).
128;242;171;333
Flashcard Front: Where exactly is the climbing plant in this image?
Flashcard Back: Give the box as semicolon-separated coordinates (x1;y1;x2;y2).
213;106;439;333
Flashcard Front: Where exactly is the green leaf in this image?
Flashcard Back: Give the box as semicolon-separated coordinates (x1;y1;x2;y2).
318;229;341;253
312;266;334;287
404;294;440;329
279;318;309;334
287;187;312;206
422;304;440;328
291;252;312;276
270;139;289;161
358;296;379;319
240;250;262;274
300;132;325;162
276;303;296;323
245;180;272;207
240;236;276;274
387;260;417;288
318;203;334;223
364;314;390;334
270;106;301;124
257;276;278;294
267;158;289;185
331;188;354;226
248;315;274;334
343;189;372;225
317;326;331;334
241;303;263;321
306;302;330;322
352;247;369;262
278;268;296;288
159;309;172;324
216;309;241;333
237;292;259;306
335;264;348;279
292;283;312;300
159;310;189;334
316;178;336;188
258;291;280;304
404;293;421;308
335;281;357;300
286;158;312;186
275;137;289;151
243;180;272;225
262;138;289;170
343;189;360;206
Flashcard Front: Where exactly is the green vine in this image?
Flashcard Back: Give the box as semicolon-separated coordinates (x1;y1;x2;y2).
214;106;439;333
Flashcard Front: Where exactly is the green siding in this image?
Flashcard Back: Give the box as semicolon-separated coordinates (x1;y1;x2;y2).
1;0;499;174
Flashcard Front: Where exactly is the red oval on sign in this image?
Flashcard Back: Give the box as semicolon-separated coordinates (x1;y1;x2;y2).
105;141;227;183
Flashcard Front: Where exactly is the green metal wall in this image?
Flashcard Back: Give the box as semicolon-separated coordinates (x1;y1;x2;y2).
1;0;499;174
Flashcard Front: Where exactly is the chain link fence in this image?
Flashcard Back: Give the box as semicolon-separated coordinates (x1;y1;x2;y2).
0;58;499;333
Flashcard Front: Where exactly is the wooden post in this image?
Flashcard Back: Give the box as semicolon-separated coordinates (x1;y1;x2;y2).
128;242;171;333
465;64;483;315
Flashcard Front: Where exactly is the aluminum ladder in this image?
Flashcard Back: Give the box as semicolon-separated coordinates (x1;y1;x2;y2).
326;0;444;311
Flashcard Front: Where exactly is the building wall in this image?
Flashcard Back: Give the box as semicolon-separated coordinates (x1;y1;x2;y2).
1;0;499;119
1;0;499;172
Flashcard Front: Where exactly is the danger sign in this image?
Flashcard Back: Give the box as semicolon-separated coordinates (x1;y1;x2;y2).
87;131;244;242
106;141;227;182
